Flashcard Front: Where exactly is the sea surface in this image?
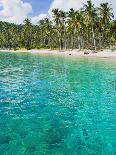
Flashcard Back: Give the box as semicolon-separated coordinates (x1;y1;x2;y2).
0;52;116;155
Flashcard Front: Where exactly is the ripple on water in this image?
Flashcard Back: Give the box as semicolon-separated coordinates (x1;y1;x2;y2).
0;52;116;155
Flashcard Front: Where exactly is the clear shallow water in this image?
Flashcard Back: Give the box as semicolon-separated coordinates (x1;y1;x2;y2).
0;52;116;155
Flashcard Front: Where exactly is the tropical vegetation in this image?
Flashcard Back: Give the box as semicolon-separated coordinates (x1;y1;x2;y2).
0;1;115;50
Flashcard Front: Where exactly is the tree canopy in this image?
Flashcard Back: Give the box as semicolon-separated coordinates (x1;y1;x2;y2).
0;1;115;50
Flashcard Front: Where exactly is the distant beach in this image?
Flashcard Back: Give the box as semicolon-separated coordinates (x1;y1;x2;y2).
1;49;116;60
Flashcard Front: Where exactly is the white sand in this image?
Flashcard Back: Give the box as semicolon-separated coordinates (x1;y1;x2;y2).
1;49;116;60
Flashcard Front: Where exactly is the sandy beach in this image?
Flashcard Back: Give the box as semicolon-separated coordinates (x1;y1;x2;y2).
0;49;116;60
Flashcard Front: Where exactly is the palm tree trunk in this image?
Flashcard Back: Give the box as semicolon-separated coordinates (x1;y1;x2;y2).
64;29;67;50
100;32;102;49
92;26;96;51
71;33;73;50
59;37;62;50
64;39;67;50
78;34;81;50
58;30;62;50
49;37;52;50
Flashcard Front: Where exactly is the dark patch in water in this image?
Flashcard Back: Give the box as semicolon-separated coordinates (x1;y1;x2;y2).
95;136;103;145
85;142;102;153
25;144;36;154
76;137;85;151
47;118;67;150
0;135;11;145
83;129;88;139
20;132;27;139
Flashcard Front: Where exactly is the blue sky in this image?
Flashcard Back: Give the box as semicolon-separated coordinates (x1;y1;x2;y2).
24;0;52;16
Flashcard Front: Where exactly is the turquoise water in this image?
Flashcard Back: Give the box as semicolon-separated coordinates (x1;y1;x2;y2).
0;52;116;155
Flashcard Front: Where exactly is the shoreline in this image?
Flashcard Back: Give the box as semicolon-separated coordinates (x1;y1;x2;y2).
0;49;116;60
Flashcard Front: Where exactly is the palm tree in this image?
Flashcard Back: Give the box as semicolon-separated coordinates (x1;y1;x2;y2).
23;18;32;50
83;0;97;50
98;3;114;48
43;18;52;48
68;9;83;50
109;20;116;47
52;9;60;50
59;10;67;50
99;3;114;25
45;18;53;49
52;8;60;25
0;1;115;51
38;18;52;49
52;9;66;50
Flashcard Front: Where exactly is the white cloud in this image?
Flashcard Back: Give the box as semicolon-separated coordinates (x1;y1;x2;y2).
0;0;32;24
0;0;115;24
48;0;116;18
31;14;48;25
48;0;86;14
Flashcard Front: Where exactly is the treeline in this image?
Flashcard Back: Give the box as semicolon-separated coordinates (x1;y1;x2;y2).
0;1;115;50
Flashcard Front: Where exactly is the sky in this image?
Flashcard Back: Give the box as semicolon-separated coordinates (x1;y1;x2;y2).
23;0;52;16
0;0;115;24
